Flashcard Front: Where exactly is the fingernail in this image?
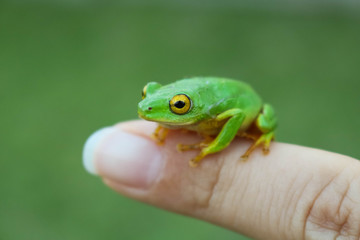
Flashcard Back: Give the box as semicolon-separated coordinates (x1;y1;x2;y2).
82;126;163;189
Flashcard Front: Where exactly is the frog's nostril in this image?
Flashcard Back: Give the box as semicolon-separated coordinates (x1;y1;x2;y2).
148;107;152;111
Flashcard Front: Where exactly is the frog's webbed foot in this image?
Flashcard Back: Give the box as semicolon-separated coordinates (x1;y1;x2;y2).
177;142;208;152
241;104;277;160
239;132;259;141
176;135;212;152
151;125;169;145
177;136;214;168
241;131;274;160
189;152;206;168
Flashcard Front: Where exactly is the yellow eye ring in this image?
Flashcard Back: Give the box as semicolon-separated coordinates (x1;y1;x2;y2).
169;94;192;115
142;85;147;99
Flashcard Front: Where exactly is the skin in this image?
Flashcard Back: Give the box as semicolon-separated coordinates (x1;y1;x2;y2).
85;120;360;240
138;77;277;167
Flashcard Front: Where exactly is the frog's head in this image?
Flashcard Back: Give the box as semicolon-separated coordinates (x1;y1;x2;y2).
138;82;206;126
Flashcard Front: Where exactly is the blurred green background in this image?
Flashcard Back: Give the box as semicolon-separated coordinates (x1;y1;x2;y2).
1;0;359;239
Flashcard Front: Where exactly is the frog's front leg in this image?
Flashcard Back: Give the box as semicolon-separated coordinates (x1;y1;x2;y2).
151;125;169;145
189;108;245;167
241;103;277;159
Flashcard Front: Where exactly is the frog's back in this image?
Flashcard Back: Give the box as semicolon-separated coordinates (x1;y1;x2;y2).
172;77;262;131
174;77;254;95
173;77;262;110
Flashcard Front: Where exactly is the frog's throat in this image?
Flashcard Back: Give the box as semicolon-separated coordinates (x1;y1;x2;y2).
158;121;196;129
152;119;196;127
138;114;196;127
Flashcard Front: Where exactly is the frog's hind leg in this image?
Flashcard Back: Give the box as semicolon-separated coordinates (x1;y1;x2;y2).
241;104;277;160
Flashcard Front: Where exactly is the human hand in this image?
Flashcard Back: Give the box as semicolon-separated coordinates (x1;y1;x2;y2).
83;120;360;240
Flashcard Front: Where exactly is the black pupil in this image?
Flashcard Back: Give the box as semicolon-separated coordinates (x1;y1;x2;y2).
174;101;185;108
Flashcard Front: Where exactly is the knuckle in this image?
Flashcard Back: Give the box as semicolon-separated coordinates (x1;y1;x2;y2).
304;168;360;240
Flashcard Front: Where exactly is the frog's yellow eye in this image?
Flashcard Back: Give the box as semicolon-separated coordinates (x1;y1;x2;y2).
169;94;192;115
142;85;147;100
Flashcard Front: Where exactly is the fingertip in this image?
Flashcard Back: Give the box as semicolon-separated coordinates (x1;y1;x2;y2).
82;127;116;175
82;122;163;189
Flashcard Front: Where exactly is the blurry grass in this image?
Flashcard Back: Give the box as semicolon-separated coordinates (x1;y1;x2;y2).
0;2;359;240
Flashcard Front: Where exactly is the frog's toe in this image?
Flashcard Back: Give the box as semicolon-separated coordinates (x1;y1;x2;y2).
177;142;209;152
262;146;270;155
188;151;207;167
240;154;249;162
177;143;195;152
150;126;169;145
189;159;199;168
176;144;185;152
151;134;165;145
